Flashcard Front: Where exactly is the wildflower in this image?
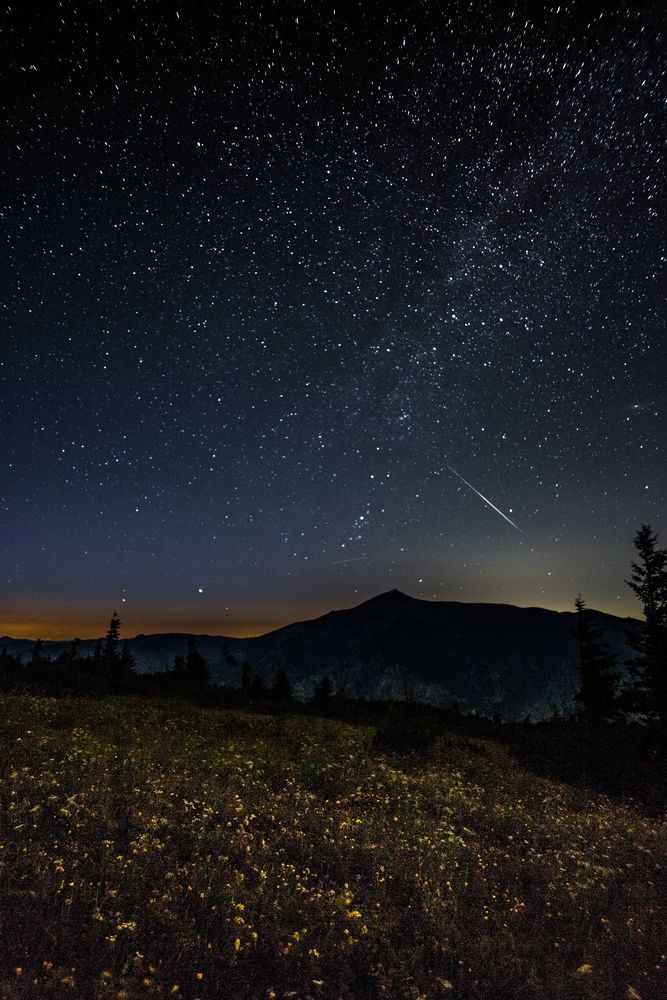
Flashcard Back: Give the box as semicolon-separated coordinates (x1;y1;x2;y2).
116;920;137;932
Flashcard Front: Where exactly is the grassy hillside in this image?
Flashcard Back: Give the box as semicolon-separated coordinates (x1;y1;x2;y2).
0;695;664;999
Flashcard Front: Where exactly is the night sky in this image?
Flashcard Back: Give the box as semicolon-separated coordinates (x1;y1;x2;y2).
2;1;665;639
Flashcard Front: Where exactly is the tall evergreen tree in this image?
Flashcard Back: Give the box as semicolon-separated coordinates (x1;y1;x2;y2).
573;595;618;723
625;524;667;730
103;613;122;668
99;613;137;690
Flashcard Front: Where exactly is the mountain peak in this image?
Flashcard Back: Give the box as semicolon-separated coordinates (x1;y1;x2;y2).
365;588;414;605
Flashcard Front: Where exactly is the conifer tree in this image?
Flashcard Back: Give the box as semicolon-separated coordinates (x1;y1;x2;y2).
103;613;122;669
573;595;618;723
625;524;667;730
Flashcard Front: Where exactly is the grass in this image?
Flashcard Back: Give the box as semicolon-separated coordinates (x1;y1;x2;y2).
0;694;664;999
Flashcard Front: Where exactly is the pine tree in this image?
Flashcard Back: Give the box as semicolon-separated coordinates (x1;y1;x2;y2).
103;613;122;668
99;613;136;690
625;524;667;730
573;595;618;724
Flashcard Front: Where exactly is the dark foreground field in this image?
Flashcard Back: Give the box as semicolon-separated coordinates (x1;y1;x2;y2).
0;696;664;999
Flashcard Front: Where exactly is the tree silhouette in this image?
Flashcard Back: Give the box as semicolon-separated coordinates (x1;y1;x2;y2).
99;613;136;690
103;613;122;668
573;595;618;724
625;524;667;731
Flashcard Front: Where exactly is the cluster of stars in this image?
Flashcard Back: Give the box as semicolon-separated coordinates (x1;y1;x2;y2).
1;1;664;637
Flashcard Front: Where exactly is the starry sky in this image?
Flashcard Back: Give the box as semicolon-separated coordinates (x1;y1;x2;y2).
2;1;665;639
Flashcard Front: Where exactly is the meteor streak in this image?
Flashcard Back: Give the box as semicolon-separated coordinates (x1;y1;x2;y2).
447;465;521;532
331;555;369;565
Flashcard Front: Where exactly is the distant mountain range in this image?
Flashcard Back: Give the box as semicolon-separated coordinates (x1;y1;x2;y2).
2;590;641;720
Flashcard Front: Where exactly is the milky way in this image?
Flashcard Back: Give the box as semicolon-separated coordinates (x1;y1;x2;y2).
2;2;665;637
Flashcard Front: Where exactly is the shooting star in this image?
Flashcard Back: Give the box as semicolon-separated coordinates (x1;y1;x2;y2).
447;465;521;532
331;555;369;565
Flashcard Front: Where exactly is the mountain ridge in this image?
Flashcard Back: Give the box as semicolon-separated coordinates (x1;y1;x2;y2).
2;591;641;720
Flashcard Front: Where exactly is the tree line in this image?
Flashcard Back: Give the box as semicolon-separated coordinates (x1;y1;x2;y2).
0;610;340;710
1;524;666;738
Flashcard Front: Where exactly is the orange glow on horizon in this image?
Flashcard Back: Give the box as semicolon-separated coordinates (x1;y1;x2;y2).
1;590;640;642
0;616;296;642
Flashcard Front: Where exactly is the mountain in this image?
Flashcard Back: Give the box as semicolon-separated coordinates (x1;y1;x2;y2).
1;590;640;720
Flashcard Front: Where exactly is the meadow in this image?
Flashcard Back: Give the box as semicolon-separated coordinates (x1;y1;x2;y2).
0;694;664;999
